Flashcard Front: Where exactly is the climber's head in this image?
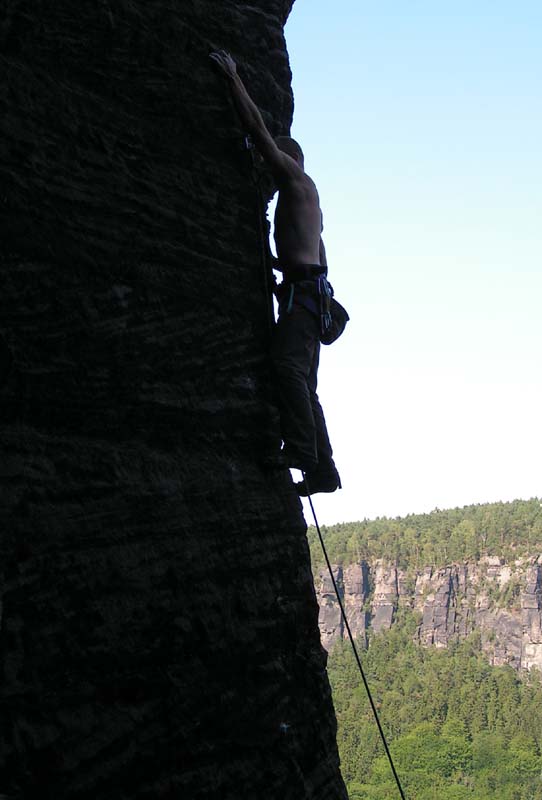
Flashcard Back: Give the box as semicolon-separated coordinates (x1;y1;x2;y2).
275;136;304;169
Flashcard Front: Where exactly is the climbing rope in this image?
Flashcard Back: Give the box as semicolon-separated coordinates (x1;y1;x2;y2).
304;479;407;800
233;109;404;796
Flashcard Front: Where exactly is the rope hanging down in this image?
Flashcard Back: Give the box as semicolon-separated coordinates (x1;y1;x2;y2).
304;480;407;800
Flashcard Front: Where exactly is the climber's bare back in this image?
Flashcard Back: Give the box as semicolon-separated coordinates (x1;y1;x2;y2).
274;170;322;266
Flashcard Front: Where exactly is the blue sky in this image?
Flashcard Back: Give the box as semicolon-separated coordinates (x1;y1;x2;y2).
279;1;542;524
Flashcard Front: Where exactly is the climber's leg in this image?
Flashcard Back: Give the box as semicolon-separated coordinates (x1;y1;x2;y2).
297;342;341;495
270;305;319;472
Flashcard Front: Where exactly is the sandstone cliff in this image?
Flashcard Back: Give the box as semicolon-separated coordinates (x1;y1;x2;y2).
316;557;542;673
0;2;347;798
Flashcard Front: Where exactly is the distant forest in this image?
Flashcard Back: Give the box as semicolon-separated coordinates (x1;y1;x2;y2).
307;498;542;571
315;498;542;799
330;613;542;800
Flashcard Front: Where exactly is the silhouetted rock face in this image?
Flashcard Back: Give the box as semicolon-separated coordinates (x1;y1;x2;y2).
0;2;347;798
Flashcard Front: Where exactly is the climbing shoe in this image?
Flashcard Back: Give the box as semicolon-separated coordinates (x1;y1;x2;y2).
295;465;342;496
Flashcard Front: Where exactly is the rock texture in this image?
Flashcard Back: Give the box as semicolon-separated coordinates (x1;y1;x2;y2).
318;563;370;647
316;557;542;672
0;2;347;798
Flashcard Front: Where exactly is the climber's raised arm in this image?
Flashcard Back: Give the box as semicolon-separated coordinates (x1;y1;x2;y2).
210;50;300;182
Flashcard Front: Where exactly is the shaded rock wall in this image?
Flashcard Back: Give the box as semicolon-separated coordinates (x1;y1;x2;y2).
0;2;347;798
316;557;542;672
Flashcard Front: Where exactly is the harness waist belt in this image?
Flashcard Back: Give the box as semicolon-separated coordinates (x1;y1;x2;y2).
279;263;327;282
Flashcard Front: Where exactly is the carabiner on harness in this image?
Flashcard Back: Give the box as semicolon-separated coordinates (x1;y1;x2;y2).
318;277;333;333
286;283;295;314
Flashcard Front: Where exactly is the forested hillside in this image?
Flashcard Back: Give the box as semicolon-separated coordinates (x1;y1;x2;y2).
307;498;542;570
313;499;542;799
329;613;542;800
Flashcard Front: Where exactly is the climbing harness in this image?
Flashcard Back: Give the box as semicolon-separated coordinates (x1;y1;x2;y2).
303;474;408;800
276;272;349;345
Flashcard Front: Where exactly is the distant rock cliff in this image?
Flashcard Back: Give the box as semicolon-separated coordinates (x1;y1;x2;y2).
0;2;347;798
316;557;542;672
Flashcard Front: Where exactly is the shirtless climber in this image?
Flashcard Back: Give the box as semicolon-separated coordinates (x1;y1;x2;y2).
210;50;341;496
